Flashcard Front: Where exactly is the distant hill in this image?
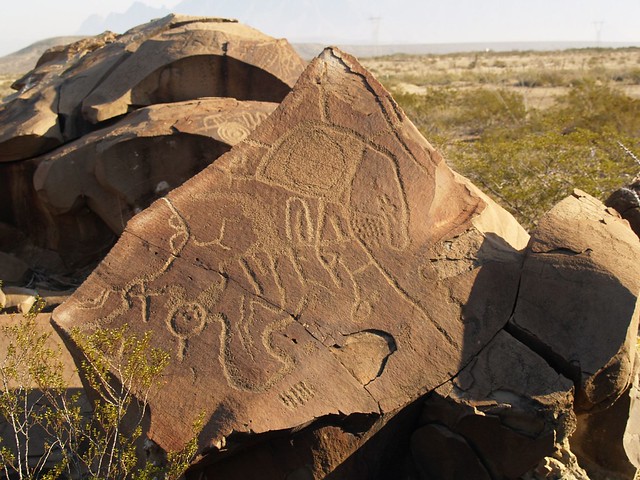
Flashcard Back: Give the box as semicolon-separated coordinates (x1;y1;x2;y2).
0;36;85;75
77;2;170;36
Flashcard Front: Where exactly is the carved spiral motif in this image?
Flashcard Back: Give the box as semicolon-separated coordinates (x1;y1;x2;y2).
217;121;251;145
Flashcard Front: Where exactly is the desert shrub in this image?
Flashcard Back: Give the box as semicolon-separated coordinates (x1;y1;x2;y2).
393;81;640;230
0;312;198;480
515;70;567;87
395;87;527;144
451;127;638;228
555;81;640;136
611;68;640;84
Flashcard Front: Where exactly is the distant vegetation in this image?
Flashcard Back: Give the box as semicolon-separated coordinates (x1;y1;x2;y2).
364;48;640;230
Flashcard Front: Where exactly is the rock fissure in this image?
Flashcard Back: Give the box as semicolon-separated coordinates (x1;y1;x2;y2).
505;319;581;387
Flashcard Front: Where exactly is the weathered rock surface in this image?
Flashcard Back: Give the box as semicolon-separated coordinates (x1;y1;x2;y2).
570;354;640;480
1;98;276;270
32;98;276;234
605;178;640;238
0;251;30;285
511;190;639;414
0;15;305;162
52;46;528;472
523;439;590;480
415;331;575;479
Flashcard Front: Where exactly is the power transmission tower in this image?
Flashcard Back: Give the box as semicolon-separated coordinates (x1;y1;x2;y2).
369;16;381;56
593;21;604;46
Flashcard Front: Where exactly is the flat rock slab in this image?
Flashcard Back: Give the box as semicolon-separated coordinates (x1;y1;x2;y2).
0;15;305;162
53;47;527;456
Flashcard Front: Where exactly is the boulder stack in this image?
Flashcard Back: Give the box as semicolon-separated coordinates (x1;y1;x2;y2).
0;18;638;480
0;15;305;279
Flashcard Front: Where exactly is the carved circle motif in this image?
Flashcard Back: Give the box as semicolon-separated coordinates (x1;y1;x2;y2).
217;121;251;144
168;302;206;339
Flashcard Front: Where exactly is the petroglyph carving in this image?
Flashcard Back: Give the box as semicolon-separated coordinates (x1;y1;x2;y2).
286;197;315;245
214;297;296;393
167;302;207;360
279;381;316;410
192;218;232;251
165;279;227;360
204;111;270;144
257;124;359;200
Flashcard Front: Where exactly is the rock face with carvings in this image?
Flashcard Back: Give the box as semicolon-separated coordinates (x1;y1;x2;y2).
0;15;304;162
1;18;639;480
51;46;640;479
0;16;303;278
52;46;529;469
18;99;275;266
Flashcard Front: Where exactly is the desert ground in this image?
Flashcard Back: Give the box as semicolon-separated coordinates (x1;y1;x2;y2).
0;73;14;98
361;47;640;108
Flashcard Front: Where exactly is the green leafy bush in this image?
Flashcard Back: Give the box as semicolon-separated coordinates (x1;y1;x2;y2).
392;80;640;230
0;313;199;480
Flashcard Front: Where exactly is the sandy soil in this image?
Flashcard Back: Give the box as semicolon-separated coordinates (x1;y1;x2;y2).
0;73;17;100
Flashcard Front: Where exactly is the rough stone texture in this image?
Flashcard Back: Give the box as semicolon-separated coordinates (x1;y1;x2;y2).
52;46;528;471
411;424;492;480
605;178;640;238
0;251;30;285
570;354;640;480
415;331;575;479
9;32;118;93
34;98;276;232
522;439;590;480
510;190;640;414
0;15;305;162
0;99;276;271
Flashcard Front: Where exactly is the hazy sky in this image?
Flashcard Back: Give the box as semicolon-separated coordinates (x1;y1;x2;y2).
1;0;639;57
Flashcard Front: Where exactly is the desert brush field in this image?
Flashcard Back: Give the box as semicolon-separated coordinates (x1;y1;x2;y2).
361;47;640;229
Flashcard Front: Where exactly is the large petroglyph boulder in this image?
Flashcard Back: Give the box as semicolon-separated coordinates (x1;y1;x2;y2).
52;46;536;477
0;15;305;162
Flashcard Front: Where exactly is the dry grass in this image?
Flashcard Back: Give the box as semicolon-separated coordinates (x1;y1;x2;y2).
361;47;640;110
